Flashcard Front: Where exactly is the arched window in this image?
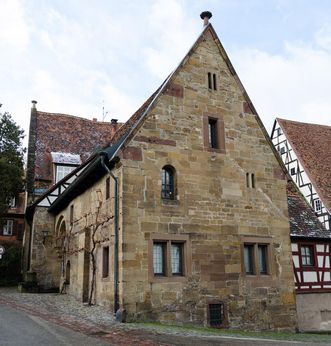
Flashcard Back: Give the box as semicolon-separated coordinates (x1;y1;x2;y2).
161;165;175;200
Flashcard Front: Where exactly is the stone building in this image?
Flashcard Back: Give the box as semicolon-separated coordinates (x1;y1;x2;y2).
25;14;297;330
23;102;121;278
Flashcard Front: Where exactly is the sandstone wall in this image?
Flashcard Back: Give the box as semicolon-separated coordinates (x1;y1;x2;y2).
119;28;297;330
30;207;59;289
54;172;117;309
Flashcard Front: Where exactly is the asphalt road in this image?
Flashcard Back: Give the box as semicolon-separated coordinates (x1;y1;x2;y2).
0;300;328;346
0;304;112;346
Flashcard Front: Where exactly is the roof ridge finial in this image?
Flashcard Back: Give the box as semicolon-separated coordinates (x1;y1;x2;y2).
200;11;212;26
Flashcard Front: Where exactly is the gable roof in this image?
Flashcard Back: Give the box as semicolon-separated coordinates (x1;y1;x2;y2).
287;181;331;239
106;23;289;174
278;118;331;212
38;22;290;215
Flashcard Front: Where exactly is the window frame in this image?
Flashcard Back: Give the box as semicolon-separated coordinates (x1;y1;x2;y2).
314;199;322;212
300;244;315;267
69;205;74;226
102;246;110;278
207;301;228;328
55;164;77;183
203;113;226;154
208;118;218;149
161;165;176;200
8;197;16;208
242;238;272;277
105;177;110;200
2;220;14;236
149;234;191;282
207;72;217;91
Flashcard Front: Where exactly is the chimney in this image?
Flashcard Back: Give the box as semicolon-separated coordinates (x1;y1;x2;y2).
92;118;97;122
111;119;118;124
200;11;212;26
31;100;37;109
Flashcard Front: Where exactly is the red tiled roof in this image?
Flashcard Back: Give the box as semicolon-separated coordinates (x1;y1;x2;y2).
287;182;330;238
34;111;121;181
278;118;331;212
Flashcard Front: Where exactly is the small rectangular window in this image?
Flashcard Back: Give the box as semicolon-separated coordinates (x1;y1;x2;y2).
208;72;212;89
102;246;109;278
213;73;217;90
246;173;255;188
3;220;13;236
290;167;296;176
280;147;285;154
209;303;225;327
208;118;218;149
9;197;16;208
106;177;110;200
70;205;74;226
314;199;322;212
153;242;166;276
171;243;183;276
244;245;254;274
301;245;314;266
258;245;268;274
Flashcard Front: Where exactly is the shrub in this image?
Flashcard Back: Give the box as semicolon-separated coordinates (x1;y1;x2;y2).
0;245;21;285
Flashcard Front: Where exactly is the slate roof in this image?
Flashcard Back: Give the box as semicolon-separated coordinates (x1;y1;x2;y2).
278;118;331;212
33;111;121;182
287;182;331;239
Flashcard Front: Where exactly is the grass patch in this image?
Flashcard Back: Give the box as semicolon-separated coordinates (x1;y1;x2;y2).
127;322;331;343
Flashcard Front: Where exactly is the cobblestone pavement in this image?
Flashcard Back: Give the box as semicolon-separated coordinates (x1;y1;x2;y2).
0;287;329;346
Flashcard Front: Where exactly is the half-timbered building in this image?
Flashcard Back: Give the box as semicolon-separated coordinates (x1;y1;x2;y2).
287;182;331;331
271;118;331;230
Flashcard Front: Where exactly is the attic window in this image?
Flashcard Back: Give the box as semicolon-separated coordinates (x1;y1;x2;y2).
208;72;217;90
56;165;76;183
290;167;296;176
280;147;286;155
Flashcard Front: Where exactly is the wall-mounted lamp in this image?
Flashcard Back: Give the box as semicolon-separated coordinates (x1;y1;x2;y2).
42;230;49;244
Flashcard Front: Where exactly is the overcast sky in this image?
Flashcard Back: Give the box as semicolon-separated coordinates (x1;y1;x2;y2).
1;0;331;146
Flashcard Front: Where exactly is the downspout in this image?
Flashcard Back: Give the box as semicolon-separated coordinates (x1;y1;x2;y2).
101;154;119;314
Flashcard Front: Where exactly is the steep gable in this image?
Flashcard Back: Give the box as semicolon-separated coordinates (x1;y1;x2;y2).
111;24;285;176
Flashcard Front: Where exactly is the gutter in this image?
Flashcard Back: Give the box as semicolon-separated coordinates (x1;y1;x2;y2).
100;154;120;315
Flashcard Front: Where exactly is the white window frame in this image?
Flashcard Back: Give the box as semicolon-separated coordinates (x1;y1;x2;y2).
55;165;76;183
3;220;13;236
9;197;16;208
